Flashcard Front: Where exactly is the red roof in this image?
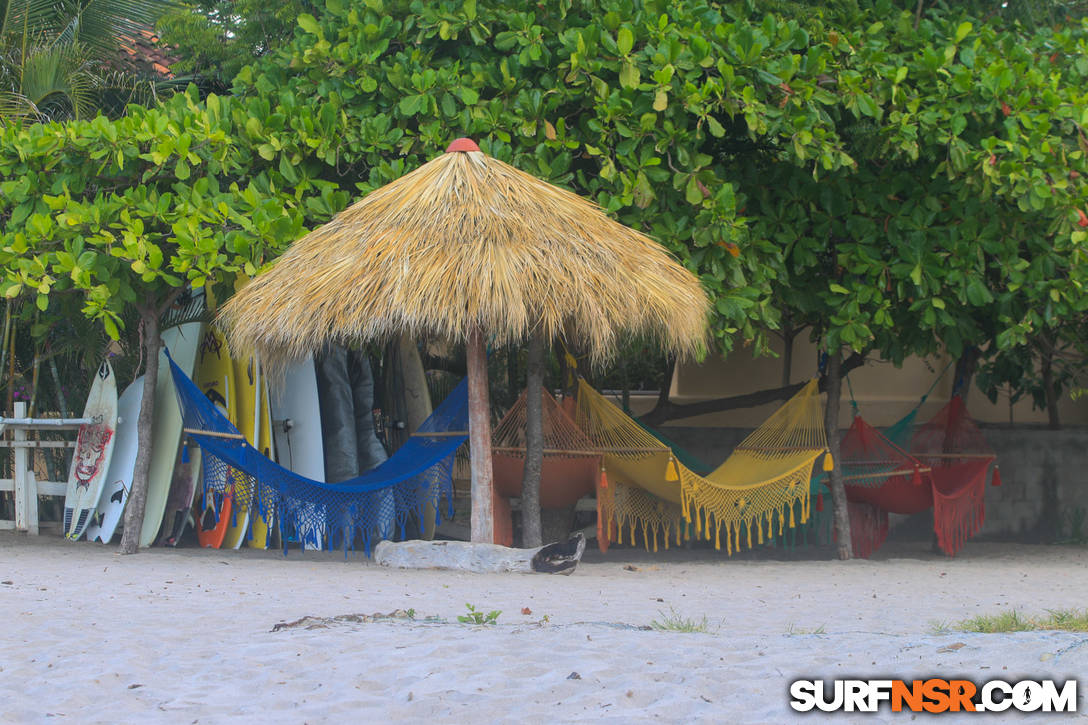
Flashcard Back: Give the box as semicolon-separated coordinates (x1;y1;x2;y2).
116;27;179;79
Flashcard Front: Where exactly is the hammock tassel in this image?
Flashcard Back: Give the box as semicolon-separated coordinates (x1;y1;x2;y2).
665;456;679;482
815;492;824;512
822;452;834;472
910;466;922;487
596;492;608;553
599;466;608;489
991;466;1001;487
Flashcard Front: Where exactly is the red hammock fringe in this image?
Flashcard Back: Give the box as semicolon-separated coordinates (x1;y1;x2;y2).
931;459;991;557
839;501;888;559
840;397;996;558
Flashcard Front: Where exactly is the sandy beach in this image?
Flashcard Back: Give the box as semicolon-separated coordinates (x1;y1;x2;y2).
1;534;1086;723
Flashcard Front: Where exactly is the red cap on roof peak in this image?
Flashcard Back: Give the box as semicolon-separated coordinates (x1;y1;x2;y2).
446;138;480;153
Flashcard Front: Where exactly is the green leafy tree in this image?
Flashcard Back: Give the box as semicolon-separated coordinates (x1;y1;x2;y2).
0;88;347;552
219;0;1087;555
157;0;319;89
6;0;1087;556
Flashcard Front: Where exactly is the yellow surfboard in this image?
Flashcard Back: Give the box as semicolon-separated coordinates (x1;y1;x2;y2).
222;355;257;549
192;327;237;550
248;361;275;549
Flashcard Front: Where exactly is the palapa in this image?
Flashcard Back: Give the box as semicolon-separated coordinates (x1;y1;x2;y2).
219;138;709;543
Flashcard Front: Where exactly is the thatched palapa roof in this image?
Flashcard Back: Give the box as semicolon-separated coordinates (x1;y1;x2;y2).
220;140;709;369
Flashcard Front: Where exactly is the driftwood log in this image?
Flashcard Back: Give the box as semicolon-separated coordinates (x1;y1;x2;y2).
374;532;586;575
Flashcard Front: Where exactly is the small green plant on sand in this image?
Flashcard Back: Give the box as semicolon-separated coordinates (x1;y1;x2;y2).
785;623;827;635
650;608;715;633
929;620;953;634
958;609;1088;633
458;603;501;625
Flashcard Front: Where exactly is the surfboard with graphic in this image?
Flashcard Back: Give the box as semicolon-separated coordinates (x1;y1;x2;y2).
64;361;119;540
85;377;143;543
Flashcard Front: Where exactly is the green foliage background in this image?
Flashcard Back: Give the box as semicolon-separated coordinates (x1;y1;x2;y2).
3;0;1088;411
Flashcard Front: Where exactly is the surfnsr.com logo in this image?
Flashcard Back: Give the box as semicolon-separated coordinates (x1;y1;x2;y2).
789;679;1078;713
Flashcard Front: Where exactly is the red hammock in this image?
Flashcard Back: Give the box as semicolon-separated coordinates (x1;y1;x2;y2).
909;396;996;557
839;397;996;557
491;389;599;546
838;415;923;558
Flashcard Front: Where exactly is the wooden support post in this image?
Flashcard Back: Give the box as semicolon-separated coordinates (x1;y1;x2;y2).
26;470;38;536
466;324;495;543
520;329;545;549
12;402;29;533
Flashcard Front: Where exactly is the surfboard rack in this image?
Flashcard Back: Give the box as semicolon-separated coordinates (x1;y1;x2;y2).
183;428;246;440
0;416;94;429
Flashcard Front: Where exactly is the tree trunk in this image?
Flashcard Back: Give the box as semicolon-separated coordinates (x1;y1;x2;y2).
520;330;545;548
641;351;867;426
505;347;519;408
1041;344;1061;430
781;326;796;387
6;314;16;415
49;355;68;416
644;354;676;422
26;341;40;417
119;305;160;554
952;347;979;403
0;302;11;409
824;346;852;560
466;324;494;543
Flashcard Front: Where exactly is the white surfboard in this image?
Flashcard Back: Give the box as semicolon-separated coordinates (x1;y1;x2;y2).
85;377;143;543
270;356;326;550
64;361;119;540
140;321;203;548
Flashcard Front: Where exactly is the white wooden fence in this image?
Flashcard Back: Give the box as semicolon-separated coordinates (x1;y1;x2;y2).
0;402;90;535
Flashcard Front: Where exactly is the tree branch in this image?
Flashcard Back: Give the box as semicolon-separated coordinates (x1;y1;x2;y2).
640;351;866;426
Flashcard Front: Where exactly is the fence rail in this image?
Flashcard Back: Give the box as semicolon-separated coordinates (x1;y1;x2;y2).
0;402;76;535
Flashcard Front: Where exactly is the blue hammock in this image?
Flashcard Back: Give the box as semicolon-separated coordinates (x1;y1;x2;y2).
167;349;469;556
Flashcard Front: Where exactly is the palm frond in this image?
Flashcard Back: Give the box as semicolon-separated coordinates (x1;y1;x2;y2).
1;0;69;45
160;288;209;331
59;0;177;59
0;89;42;123
17;41;96;120
90;66;162;112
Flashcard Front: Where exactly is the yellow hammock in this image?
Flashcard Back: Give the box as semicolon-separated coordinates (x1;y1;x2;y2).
575;379;832;554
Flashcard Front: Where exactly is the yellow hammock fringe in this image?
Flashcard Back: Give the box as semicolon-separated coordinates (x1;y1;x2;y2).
577;378;829;555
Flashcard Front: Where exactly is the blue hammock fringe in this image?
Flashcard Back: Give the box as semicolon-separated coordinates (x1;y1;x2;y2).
166;349;468;557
